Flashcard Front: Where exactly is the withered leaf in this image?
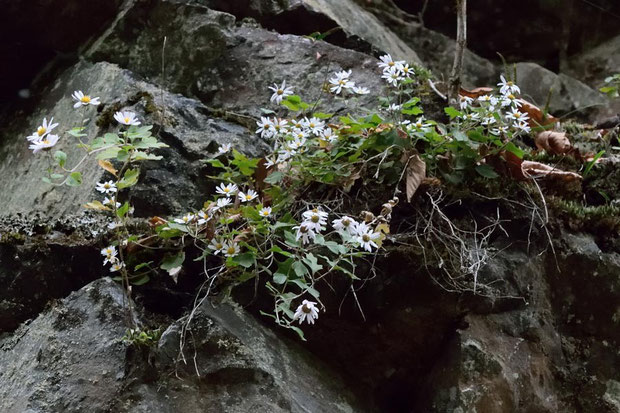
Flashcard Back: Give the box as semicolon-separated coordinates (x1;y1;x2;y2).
521;160;582;181
405;153;426;202
98;159;118;176
535;131;572;155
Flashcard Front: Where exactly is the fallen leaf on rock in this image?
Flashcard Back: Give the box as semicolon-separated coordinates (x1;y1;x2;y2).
521;160;582;181
459;86;493;98
517;99;558;127
535;131;572;155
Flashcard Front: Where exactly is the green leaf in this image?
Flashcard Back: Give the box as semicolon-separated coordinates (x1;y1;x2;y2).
270;245;293;257
117;168;139;189
130;274;150;286
66;172;82;187
230;150;259;176
116;202;130;218
68;127;87;137
160;251;185;271
584;150;605;176
264;171;284;185
96;147;121;160
475;164;499;179
131;151;163;161
312;112;333;119
504;142;525;159
205;159;226;168
292;260;308;277
444;107;462;119
302;253;323;275
54;151;67;168
134;261;153;271
232;252;255;269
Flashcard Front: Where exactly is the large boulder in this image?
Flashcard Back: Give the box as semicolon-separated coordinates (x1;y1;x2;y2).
0;61;265;219
567;34;620;89
0;278;369;412
86;0;386;117
515;62;606;116
113;301;370;412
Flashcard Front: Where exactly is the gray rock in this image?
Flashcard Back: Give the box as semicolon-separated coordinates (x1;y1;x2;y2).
350;0;498;87
0;61;265;219
111;301;369;412
567;34;620;89
515;62;606;116
86;0;387;118
0;278;135;413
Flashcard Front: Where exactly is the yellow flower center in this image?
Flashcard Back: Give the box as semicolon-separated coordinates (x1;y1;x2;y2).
362;234;370;242
514;113;521;118
245;195;252;200
277;89;283;95
508;81;514;86
262;211;269;216
300;225;309;233
216;243;223;250
309;123;315;128
37;127;46;136
226;246;236;255
507;94;515;100
388;61;395;67
42;139;50;145
342;219;350;227
124;117;130;123
80;96;91;103
339;80;345;85
311;215;319;223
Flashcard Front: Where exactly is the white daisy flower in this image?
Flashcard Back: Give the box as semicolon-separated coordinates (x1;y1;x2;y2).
259;206;272;218
208;238;226;254
215;197;232;209
223;242;240;257
268;80;294;104
505;108;529;124
355;222;381;252
377;54;405;71
490;126;509;136
29;134;60;153
293;223;316;245
110;261;125;272
462;112;480;122
239;189;258;203
497;75;521;95
387;103;402;112
515;121;531;134
264;155;278;169
302;117;325;136
381;66;404;87
217;143;232;155
500;93;522;108
302;207;329;222
459;96;473;110
103;197;121;209
322;127;338;143
293;299;319;325
332;216;358;235
216;183;238;197
256;117;275;138
101;245;117;259
197;210;211;225
174;213;195;225
352;86;370;95
412;116;431;130
329;70;355;94
27;117;59;142
399;64;414;78
481;115;496;125
96;180;117;194
288;137;306;150
113;111;141;126
273;118;289;135
72;90;100;108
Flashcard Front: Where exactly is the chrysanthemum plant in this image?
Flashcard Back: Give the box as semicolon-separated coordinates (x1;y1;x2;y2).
31;55;535;339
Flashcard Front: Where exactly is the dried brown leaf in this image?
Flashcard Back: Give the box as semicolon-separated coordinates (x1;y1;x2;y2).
535;131;572;155
521;160;582;181
98;159;117;176
405;154;426;202
459;86;494;98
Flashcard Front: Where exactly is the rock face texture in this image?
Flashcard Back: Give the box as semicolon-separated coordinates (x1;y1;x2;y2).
1;1;619;412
